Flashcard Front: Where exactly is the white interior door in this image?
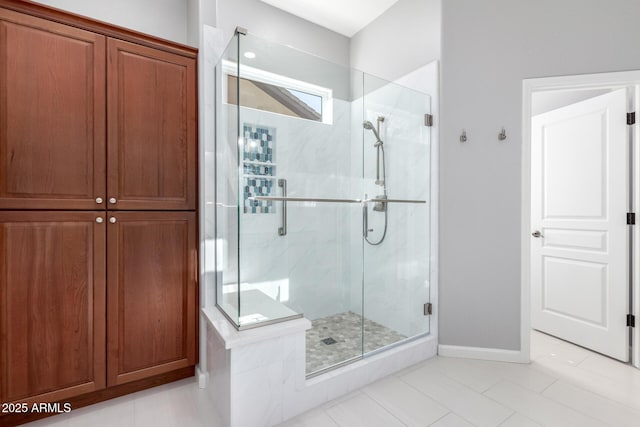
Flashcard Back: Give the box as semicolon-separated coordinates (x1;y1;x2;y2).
531;89;630;361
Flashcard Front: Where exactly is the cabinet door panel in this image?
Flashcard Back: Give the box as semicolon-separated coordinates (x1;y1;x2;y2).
0;211;106;404
107;212;196;386
0;9;106;209
107;39;196;210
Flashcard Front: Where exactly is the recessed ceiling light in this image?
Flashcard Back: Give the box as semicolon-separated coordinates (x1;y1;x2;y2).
244;51;256;59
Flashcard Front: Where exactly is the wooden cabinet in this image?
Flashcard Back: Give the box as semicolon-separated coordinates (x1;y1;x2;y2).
0;2;198;420
107;212;197;386
107;40;197;211
0;10;197;212
0;211;106;405
0;9;106;210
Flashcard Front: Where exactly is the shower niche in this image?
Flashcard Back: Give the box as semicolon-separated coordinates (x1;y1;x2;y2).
205;30;432;377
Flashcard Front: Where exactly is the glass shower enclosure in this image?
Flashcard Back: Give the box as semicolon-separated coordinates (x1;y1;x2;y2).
204;30;431;376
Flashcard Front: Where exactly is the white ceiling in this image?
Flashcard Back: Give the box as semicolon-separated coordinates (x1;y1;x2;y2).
259;0;400;37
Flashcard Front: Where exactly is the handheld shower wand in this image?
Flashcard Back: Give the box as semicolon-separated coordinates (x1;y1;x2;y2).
362;117;385;186
362;116;388;245
363;120;382;143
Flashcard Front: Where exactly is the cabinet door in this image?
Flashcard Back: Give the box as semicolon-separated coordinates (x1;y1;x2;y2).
107;39;197;211
107;212;197;386
0;9;106;210
0;211;106;405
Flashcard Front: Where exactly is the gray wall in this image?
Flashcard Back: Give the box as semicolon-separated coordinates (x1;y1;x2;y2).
30;0;188;44
215;0;350;67
532;89;611;116
440;0;640;350
350;0;440;81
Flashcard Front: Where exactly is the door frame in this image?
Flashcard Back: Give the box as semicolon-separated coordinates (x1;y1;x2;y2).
521;71;640;368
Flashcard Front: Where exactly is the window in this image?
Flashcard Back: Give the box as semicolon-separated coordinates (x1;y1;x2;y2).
223;60;333;124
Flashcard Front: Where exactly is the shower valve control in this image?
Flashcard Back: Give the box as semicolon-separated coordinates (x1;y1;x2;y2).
372;195;387;212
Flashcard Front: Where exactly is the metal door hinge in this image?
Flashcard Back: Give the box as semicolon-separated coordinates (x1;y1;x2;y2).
423;302;433;315
235;26;248;35
628;112;636;125
627;314;636;327
628;212;636;225
424;114;433;127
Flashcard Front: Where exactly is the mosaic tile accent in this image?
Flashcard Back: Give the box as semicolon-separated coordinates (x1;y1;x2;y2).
306;311;407;374
243;124;274;162
242;124;276;214
243;177;275;214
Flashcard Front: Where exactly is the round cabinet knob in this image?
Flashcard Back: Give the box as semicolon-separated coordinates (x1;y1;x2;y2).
109;197;117;204
96;217;104;224
109;217;117;224
96;197;103;204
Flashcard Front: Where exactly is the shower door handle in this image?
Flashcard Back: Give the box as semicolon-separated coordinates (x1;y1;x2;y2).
363;203;368;237
363;198;372;237
278;179;287;236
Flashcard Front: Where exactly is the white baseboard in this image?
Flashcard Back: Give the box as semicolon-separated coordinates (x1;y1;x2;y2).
438;344;528;363
196;365;209;389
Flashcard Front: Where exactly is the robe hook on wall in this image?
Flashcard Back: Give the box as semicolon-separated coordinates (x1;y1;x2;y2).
460;130;467;143
498;127;507;141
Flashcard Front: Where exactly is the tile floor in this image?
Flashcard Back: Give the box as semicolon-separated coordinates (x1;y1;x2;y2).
25;330;640;427
306;311;407;374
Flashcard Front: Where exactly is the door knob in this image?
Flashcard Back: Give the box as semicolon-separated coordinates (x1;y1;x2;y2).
96;197;103;204
531;230;543;238
109;197;117;204
109;217;117;224
96;217;104;223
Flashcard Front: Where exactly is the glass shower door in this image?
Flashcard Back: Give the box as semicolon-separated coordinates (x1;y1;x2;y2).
232;33;366;379
361;74;431;354
212;30;432;376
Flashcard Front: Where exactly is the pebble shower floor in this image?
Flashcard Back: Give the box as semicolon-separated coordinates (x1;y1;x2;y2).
305;311;406;374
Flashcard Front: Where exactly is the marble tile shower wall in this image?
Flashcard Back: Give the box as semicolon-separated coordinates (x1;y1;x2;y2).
349;82;431;338
220;100;359;321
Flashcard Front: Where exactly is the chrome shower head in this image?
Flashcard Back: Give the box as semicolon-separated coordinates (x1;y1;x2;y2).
363;120;382;144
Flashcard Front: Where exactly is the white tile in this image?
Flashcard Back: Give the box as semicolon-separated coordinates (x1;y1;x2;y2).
362;375;448;426
231;362;284;427
282;375;330;420
530;331;591;366
393;358;430;378
400;364;513;427
67;398;135;427
499;413;542;427
425;357;502;392
230;336;285;374
190;382;226;426
324;392;405;427
484;381;607;427
23;415;69;426
542;380;640;427
577;353;640;388
531;355;640;410
277;408;338;427
324;369;358;402
133;381;203;427
321;390;363;409
403;359;536;403
479;360;557;393
430;413;475;427
426;356;555;394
